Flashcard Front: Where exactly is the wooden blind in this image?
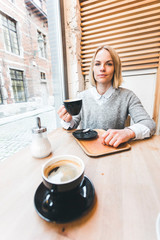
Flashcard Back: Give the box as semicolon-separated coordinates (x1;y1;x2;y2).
80;0;160;76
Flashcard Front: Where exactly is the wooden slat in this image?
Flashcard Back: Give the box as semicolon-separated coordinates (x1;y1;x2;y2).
81;37;160;55
81;38;160;56
82;8;160;32
121;53;160;62
81;32;160;50
81;48;160;62
82;15;160;37
82;21;160;41
82;64;159;75
122;59;159;66
82;55;160;67
82;16;160;40
82;57;159;67
122;64;159;70
81;0;158;20
81;26;160;46
82;43;160;59
82;54;160;65
80;0;116;9
82;59;159;70
119;48;160;57
82;62;159;71
81;3;160;26
81;0;137;14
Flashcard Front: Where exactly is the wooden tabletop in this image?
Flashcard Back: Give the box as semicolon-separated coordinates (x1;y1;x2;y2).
1;128;160;240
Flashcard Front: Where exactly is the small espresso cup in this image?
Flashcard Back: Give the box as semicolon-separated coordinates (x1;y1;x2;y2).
63;99;82;116
42;155;85;193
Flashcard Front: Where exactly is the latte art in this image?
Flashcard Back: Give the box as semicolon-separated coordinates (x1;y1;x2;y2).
45;160;82;184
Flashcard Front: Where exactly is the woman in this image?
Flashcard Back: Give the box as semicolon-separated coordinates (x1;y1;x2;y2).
57;45;156;147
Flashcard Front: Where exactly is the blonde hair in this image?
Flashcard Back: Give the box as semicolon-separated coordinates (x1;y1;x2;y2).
89;45;123;88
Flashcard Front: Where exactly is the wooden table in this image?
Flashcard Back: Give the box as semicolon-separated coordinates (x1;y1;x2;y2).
1;128;160;240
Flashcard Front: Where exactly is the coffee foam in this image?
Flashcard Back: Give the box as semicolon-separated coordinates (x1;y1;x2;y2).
64;99;81;103
44;160;82;184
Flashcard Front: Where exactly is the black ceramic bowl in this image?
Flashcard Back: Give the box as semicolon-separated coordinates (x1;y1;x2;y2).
63;99;82;116
42;155;85;193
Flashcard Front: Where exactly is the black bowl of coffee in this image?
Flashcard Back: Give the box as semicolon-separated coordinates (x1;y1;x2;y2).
42;155;85;193
63;99;82;116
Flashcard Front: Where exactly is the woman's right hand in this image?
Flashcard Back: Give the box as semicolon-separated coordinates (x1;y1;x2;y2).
57;105;72;122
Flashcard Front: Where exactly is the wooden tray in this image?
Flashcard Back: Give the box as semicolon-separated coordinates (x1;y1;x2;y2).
73;129;131;157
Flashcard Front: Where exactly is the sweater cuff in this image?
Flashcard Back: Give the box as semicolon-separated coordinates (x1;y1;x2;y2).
126;123;150;139
61;119;75;130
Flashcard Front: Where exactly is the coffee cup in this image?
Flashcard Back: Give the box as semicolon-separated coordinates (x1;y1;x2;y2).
42;155;85;193
63;99;82;116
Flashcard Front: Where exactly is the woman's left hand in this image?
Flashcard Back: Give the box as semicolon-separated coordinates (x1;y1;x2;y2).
101;128;135;148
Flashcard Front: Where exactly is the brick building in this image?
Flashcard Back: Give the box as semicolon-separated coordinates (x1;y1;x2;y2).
0;0;53;115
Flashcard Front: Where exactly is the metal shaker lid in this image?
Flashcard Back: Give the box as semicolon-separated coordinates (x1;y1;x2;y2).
32;117;47;133
32;126;47;134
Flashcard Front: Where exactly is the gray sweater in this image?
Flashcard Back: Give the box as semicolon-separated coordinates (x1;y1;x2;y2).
72;87;156;136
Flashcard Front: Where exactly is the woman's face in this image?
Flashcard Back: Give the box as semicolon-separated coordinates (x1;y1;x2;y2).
93;49;114;86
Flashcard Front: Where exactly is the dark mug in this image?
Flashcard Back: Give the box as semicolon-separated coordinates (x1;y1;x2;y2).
63;99;82;116
42;155;85;193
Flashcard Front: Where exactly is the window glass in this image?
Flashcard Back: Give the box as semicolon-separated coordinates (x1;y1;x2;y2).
1;14;20;55
0;89;2;104
10;69;26;102
40;72;46;80
0;0;57;162
38;31;47;58
3;28;11;52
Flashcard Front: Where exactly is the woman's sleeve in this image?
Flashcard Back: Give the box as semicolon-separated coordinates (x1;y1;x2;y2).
128;92;156;137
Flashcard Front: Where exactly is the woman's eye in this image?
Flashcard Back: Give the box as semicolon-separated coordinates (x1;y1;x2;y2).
94;62;113;66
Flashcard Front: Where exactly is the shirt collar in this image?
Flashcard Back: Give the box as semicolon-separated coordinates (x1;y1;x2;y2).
91;86;115;100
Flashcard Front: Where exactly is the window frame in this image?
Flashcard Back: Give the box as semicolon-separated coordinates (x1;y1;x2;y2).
40;71;47;82
0;88;3;105
37;31;47;58
1;14;20;55
10;69;26;103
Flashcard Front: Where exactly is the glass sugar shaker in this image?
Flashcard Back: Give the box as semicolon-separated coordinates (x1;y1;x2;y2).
30;117;52;158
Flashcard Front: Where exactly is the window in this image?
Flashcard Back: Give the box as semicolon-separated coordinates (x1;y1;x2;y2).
38;31;47;58
0;74;3;104
1;14;20;55
40;72;46;82
10;69;26;102
0;88;3;104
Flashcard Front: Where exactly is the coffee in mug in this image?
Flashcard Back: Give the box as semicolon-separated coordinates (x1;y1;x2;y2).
44;160;82;184
42;155;85;192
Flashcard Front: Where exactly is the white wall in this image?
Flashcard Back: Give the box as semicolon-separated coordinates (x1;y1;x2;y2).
122;68;157;118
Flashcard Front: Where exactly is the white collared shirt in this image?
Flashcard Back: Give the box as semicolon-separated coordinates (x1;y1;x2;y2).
90;85;115;105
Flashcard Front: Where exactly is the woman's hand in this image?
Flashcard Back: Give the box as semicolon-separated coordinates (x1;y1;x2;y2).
57;105;72;122
101;128;135;148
